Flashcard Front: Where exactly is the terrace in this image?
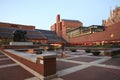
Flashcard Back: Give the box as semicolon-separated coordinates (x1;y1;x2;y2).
0;48;120;80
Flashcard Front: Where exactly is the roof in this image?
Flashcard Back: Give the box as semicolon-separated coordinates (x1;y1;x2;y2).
0;22;34;27
62;19;81;23
0;27;47;40
36;29;66;43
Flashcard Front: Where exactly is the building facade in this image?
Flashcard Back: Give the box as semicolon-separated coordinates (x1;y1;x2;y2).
50;14;83;42
102;6;120;26
51;6;120;46
0;22;66;47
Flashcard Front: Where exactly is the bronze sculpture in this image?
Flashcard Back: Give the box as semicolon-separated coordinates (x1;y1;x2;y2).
13;30;27;42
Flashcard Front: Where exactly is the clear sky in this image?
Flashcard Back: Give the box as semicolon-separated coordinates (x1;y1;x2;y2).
0;0;120;30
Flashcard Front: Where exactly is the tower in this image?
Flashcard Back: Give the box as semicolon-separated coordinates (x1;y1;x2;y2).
56;14;60;22
56;14;62;36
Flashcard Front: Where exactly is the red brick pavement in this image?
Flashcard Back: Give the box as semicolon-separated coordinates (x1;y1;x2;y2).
57;61;80;71
68;57;100;62
61;66;120;80
101;58;120;66
0;55;9;58
0;59;15;65
0;66;34;80
0;52;37;80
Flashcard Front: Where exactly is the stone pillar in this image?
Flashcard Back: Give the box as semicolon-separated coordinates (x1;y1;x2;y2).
36;53;57;80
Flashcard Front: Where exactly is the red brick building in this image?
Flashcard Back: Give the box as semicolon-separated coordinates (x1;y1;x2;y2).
0;22;48;45
0;22;35;30
51;14;83;41
51;6;120;46
69;22;120;46
102;6;120;26
0;22;66;47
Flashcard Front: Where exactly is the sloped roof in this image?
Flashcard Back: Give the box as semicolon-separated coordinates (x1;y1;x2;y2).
62;19;81;22
36;29;66;43
0;27;47;40
27;30;47;40
62;19;80;22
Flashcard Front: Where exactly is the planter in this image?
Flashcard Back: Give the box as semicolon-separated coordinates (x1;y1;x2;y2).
92;50;100;56
85;49;91;53
36;51;42;54
71;49;76;52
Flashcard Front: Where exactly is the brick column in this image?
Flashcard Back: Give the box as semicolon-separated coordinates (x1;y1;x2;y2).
36;54;57;79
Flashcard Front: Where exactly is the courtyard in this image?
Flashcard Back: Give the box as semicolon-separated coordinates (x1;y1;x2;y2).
0;49;120;80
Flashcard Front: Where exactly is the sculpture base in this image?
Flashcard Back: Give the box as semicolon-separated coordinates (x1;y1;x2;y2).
9;42;33;45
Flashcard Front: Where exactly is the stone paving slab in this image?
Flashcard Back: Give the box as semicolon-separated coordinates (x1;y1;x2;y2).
57;60;80;71
67;57;101;62
101;58;120;66
1;50;120;80
0;55;9;58
0;52;4;55
57;55;72;59
0;66;34;80
0;51;39;80
61;66;120;80
0;59;15;65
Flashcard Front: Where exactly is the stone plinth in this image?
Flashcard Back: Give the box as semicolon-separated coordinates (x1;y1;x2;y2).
36;53;57;79
9;42;33;45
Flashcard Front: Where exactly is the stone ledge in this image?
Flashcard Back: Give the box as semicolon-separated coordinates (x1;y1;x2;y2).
9;42;33;45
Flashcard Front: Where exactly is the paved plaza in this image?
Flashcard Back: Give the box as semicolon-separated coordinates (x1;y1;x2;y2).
0;50;120;80
0;51;39;80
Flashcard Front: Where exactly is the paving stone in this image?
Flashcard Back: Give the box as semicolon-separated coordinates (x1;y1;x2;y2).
0;66;34;80
0;59;15;65
101;58;120;66
61;66;120;80
57;61;80;71
0;55;9;59
0;52;4;55
68;57;100;62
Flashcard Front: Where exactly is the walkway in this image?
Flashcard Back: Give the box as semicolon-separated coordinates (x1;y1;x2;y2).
0;50;120;80
0;51;39;80
56;50;120;80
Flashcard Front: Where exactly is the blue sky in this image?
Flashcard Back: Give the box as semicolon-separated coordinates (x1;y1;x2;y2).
0;0;120;30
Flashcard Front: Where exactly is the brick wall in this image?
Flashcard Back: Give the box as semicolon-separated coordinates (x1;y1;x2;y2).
0;22;35;30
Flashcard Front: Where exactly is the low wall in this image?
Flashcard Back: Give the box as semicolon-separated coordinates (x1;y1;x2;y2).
1;50;57;80
2;45;39;49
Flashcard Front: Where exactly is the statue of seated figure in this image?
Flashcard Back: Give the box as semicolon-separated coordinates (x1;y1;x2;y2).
13;30;27;42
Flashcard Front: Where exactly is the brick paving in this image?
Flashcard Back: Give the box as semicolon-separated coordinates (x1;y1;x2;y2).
0;66;34;80
0;55;9;58
61;66;120;80
0;50;120;80
67;57;100;62
101;58;120;66
0;52;39;80
57;61;80;71
0;59;15;65
56;50;120;80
